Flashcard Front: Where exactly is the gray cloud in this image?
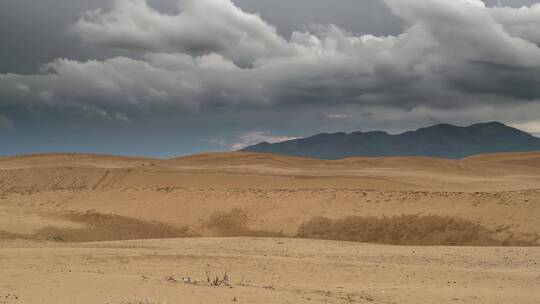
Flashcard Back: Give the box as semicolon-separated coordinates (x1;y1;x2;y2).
1;0;540;156
491;5;540;46
6;0;537;109
448;61;540;100
72;0;294;65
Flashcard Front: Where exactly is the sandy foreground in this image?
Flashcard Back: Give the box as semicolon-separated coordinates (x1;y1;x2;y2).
1;238;539;304
0;152;539;303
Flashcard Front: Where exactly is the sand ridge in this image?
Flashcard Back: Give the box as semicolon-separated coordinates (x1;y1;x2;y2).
0;152;539;244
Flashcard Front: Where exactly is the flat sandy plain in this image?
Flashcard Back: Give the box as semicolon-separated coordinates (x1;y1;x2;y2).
0;152;539;303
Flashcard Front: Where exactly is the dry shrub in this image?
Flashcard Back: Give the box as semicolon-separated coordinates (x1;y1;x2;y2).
0;230;25;240
120;299;166;304
206;208;283;237
33;212;194;243
297;215;537;246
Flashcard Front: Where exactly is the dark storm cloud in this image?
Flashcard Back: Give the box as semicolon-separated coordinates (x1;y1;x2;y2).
232;0;404;37
1;0;540;155
0;0;402;74
3;0;540;109
449;61;540;100
0;0;180;73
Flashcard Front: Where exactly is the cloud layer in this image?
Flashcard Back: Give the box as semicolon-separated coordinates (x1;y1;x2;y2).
73;0;294;65
1;0;540;151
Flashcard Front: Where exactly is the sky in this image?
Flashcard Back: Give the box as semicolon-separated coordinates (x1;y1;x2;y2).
1;0;540;157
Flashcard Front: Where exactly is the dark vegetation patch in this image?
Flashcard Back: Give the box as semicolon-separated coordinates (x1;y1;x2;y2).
296;215;539;246
33;212;195;243
2;211;537;246
0;230;26;240
205;208;283;237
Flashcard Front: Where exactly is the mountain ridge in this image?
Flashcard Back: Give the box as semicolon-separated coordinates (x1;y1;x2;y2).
242;122;540;159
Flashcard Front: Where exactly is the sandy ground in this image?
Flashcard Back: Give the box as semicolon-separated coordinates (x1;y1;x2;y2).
1;238;539;304
0;152;539;303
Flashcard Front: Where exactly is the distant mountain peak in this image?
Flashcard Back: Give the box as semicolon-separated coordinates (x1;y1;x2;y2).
242;122;540;159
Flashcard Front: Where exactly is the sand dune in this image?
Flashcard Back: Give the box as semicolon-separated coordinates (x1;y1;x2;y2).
0;152;539;244
0;151;539;303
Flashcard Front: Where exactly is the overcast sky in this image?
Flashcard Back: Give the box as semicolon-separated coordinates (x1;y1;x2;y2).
1;0;540;157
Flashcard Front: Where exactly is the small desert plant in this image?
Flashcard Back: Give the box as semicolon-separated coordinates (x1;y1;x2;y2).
120;299;167;304
165;271;231;288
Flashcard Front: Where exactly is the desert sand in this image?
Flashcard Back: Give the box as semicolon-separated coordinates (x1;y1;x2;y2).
0;152;539;303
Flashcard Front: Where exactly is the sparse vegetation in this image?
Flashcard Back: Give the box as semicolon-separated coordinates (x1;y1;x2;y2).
3;211;537;246
0;230;25;240
120;299;167;304
2;210;538;246
164;271;231;288
33;211;195;242
206;208;283;237
297;214;537;246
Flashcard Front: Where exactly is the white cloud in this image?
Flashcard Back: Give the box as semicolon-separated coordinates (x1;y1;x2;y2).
231;131;300;150
327;114;349;119
511;121;540;136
